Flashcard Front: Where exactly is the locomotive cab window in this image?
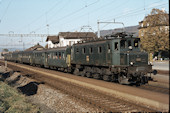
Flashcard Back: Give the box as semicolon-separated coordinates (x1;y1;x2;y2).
120;40;126;48
108;44;110;53
128;40;132;49
134;39;139;48
128;40;131;47
114;42;118;50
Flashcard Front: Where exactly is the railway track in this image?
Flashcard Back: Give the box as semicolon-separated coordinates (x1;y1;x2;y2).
138;85;169;94
0;61;164;112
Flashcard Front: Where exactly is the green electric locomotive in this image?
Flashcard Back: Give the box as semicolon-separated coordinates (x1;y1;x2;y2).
71;33;153;84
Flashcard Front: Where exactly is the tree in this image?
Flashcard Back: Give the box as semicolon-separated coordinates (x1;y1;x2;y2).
3;48;9;52
140;8;169;54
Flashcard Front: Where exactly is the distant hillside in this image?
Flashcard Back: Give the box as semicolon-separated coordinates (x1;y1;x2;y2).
0;48;22;52
99;25;139;37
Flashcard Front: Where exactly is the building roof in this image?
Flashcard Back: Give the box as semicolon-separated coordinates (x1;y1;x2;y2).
46;32;97;44
58;32;97;39
25;43;44;51
46;36;59;44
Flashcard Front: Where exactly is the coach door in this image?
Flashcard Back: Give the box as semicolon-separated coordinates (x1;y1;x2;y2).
44;52;48;67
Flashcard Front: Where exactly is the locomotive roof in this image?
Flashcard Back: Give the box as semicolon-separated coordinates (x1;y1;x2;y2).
74;35;139;46
33;46;69;53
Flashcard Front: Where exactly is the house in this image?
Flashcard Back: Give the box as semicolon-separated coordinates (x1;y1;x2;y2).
46;32;97;48
138;13;169;37
25;43;44;51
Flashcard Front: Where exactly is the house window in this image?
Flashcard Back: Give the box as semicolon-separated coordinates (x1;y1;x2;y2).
69;41;75;46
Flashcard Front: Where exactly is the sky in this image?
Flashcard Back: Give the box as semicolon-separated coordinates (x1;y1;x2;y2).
0;0;169;50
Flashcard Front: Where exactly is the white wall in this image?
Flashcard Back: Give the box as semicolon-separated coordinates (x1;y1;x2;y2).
48;40;55;48
47;36;83;48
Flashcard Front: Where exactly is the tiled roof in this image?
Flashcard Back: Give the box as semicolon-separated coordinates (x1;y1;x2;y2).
46;36;59;44
58;32;97;39
25;43;44;51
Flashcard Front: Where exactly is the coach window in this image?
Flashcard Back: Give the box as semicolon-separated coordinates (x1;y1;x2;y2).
89;47;93;54
82;48;85;54
59;52;61;59
108;44;110;53
98;46;102;53
76;48;79;54
62;52;65;60
49;53;52;59
56;53;58;59
114;42;118;50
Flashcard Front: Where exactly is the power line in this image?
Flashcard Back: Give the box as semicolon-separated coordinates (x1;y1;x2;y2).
102;0;167;21
52;0;119;31
110;3;168;20
33;0;100;32
0;0;12;23
16;0;63;32
70;1;168;32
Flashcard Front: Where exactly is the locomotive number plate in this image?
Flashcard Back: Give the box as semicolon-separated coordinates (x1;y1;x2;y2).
136;58;141;61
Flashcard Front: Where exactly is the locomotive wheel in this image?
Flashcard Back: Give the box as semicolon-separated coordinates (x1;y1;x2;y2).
93;73;100;79
86;72;92;78
73;68;80;76
81;70;86;77
118;75;123;84
103;75;111;81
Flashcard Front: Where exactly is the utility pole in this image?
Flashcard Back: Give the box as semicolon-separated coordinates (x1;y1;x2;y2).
97;20;125;38
80;25;94;32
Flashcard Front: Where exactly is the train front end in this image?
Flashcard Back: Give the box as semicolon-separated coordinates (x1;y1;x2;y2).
111;36;153;85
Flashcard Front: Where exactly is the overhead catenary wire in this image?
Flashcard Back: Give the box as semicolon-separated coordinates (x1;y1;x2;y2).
16;0;63;32
34;0;167;33
70;1;168;32
50;0;120;31
32;0;100;32
0;0;12;23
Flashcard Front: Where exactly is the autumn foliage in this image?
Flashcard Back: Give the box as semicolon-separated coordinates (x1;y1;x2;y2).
139;8;169;53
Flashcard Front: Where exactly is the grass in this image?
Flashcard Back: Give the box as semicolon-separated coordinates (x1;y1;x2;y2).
0;81;40;113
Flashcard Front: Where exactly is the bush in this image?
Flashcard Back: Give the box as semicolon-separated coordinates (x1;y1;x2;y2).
0;81;40;113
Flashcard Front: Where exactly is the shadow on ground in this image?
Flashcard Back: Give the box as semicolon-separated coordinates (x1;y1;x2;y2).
17;82;44;96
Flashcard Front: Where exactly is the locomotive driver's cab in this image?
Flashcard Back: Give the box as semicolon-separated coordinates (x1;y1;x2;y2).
119;38;140;51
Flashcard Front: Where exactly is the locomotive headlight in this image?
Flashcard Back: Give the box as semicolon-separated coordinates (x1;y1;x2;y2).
130;62;134;65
